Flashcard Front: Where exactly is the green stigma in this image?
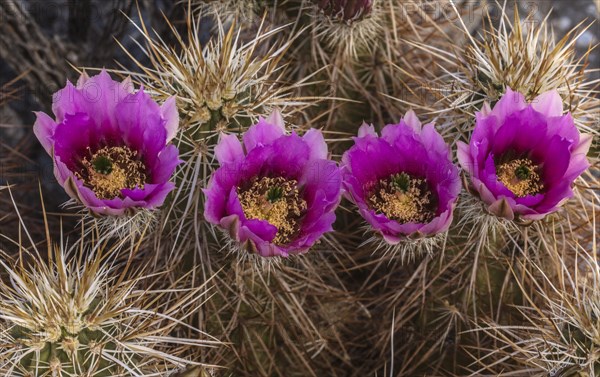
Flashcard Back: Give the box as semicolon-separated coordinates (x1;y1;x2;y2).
91;155;113;175
266;186;284;203
390;172;411;192
515;165;530;180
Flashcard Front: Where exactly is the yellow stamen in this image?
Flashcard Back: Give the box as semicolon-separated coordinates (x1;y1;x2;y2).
496;158;543;197
76;146;146;199
368;173;435;223
238;177;307;245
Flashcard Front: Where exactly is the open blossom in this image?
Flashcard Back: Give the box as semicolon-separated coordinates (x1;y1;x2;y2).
341;111;461;244
203;111;342;258
34;70;180;216
457;88;592;221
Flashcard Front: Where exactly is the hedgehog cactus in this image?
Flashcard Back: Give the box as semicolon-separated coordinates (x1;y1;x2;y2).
403;5;599;136
123;8;318;265
0;1;598;376
0;221;216;377
12;319;125;377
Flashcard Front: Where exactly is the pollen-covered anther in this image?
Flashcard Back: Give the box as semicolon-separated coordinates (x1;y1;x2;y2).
496;158;543;197
369;172;435;224
77;146;147;199
238;176;307;245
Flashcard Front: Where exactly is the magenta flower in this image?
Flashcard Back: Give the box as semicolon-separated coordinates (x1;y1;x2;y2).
34;70;180;216
203;111;342;258
457;88;592;221
341;111;461;244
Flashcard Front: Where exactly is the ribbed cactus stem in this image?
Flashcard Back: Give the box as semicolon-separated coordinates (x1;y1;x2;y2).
13;319;127;376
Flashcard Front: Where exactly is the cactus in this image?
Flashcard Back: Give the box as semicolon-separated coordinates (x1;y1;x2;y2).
311;0;374;23
0;1;598;376
0;214;217;377
122;7;319;271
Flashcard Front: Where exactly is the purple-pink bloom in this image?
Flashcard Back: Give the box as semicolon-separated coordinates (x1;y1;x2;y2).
203;111;342;258
34;70;180;216
457;87;592;221
341;111;461;244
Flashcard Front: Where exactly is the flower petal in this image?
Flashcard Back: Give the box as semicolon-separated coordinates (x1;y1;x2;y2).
456;141;473;173
490;87;527;123
215;133;245;165
532;90;563;118
358;122;377;137
402;109;423;132
53;113;99;170
160;96;179;143
480;102;492;116
420;123;449;158
115;89;165;154
243;115;286;152
150;144;181;183
302;128;328;161
33;112;58;155
573;133;593;156
265;109;285;131
244;219;278;243
488;197;515;221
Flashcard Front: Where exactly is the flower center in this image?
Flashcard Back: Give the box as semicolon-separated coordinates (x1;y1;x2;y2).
368;172;436;224
76;146;147;199
238;176;307;245
496;158;543;197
